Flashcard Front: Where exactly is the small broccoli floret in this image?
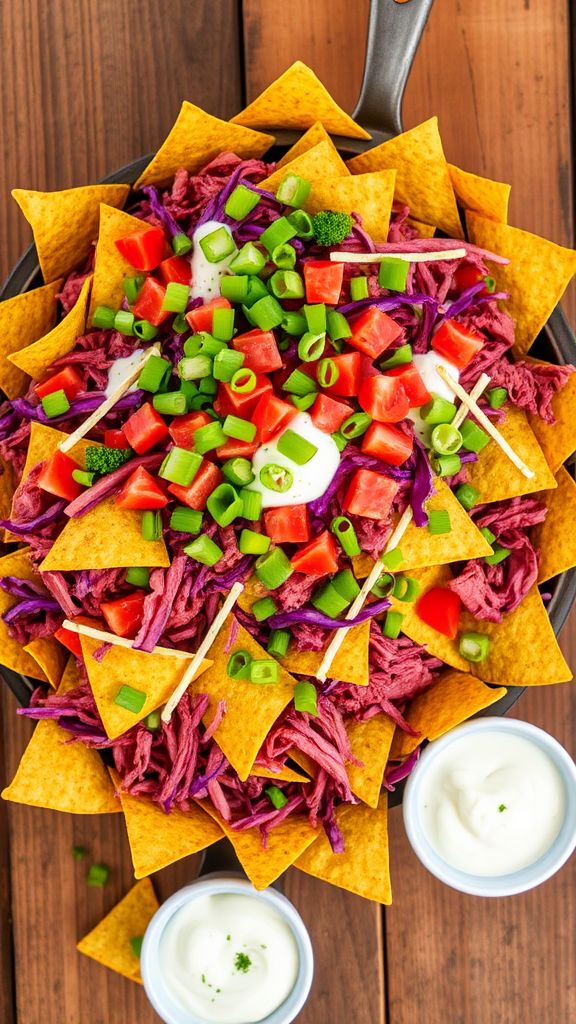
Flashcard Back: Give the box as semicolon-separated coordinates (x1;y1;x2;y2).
312;210;353;247
85;446;132;476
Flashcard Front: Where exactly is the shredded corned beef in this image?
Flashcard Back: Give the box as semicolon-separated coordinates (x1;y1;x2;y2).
158;153;274;231
275;573;319;612
0;418;31;479
57;246;94;313
481;357;573;423
459;304;516;384
133;554;188;652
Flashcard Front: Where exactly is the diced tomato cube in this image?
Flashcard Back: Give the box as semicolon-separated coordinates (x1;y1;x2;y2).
214;374;272;419
322;351;361;397
123;403;170;454
169;411;212;450
415;587;461;638
168;460;222;511
384;365;431;408
431;320;484;370
452;264;488;295
186;297;231;335
303;260;345;305
37;451;83;502
232;329;283;374
132;277;170;327
290;529;339;575
157;255;192;285
104;429;131;449
361;422;413;466
35;366;83;402
115;466;168;510
115;226;166;272
310;393;351;434
342;468;399;520
264;505;310;544
348;307;403;360
215;438;259;460
100;592;147;639
358;375;410;423
252;393;298;443
54;625;83;659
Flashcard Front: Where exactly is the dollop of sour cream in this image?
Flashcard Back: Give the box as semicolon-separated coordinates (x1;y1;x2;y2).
406;351;459;443
248;411;340;508
419;731;566;876
190;220;236;303
158;892;300;1024
104;349;145;398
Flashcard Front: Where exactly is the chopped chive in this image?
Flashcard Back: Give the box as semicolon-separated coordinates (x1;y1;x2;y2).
260;216;298;254
178;354;213;381
252;596;278;622
223;414;257;442
249;659;280;685
271;243;297;271
239;528;270;555
114;310;136;336
123;274;144;304
224;183;260;220
487;386;508;409
317;358;338;388
212;307;236;342
276;173;311;208
222;458;255;487
72;469;95;487
184;535;223;566
380;343;413;370
194;420;227;454
199;227;236;263
220;274;250;303
162;282;190;313
206;483;244;526
269;269;304;299
420;394;457;425
230;368;257;394
229;242;266;276
114;684;146;714
267;629;290;658
170;506;203;534
133;319;159;341
485;544;511;566
239;488;262;521
91;305;116;329
427;509;452;535
340;412;371;440
330;516;361;557
144;709;162;730
303;303;327;335
152;391;187;416
311;581;349;618
276;429;318;466
159;447;202;486
326;310;352;342
282;368;317;397
213;348;245;383
255;547;293;589
294;679;318;716
297;332;325;362
248;294;284;331
460;419;490;453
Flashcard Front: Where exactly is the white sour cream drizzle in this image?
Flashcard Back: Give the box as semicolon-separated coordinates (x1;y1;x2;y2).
104;348;145;398
419;731;566;876
248;411;340;508
159;893;300;1024
190;220;236;303
405;351;460;443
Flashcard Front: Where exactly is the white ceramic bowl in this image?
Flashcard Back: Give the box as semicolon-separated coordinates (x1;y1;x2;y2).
402;717;576;897
141;874;314;1024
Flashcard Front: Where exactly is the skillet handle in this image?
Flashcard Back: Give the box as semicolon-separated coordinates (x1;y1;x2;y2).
352;0;435;139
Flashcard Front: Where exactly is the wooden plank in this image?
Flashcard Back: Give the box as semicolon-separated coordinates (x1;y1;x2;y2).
0;689;16;1024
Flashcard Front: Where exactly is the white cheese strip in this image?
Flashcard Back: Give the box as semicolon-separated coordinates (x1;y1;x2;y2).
329;248;467;264
62;619;194;659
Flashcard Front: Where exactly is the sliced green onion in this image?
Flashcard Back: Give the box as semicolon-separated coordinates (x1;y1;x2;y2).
243;276;269;307
162;281;190;313
225;183;260;220
265;785;289;809
427;509;452;535
431;423;463;455
303;303;327;335
271;243;297;270
134;318;159;341
229;242;266;276
260;216;298;254
114;310;136;336
460;419;490;453
220;274;250;303
142;510;162;541
250;659;280;685
230;368;257;393
420;394;457;425
327;310;352;342
294;679;318;716
190;394;215;411
331;569;361;603
179;379;199;409
332;431;348;453
159;447;202;486
298;332;325;362
350;276;369;301
123;274;144;304
71;469;94;487
239;488;262;521
223;415;256;442
144;709;161;730
455;483;480;511
184;535;223;566
172;232;193;256
227;650;252;679
392;575;420;602
311;582;349;618
91;305;116;329
291;393;316;411
212;307;236;342
183;335;203;357
153;391;187;416
213;348;245;383
252;596;278;621
72;845;86;860
330;516;361;556
114;684;146;714
282;311;307;336
260;463;293;492
287;209;314;239
317;358;338;388
178;354;213;380
484;276;496;293
194;420;227;454
197;333;226;358
199;227;236;263
382;610;404;639
276;172;311;208
480;527;496;546
223;458;255;487
248;294;284;331
459;631;491;662
41;389;70;418
138;354;171;393
378;257;409;291
170;506;203;534
380;547;403;570
283;368;317;397
267;628;290;658
485;544;511;566
129;936;144;958
199;376;218;395
255;547;293;589
269;269;304;299
380;344;413;371
276;430;317;466
486;386;508;410
206;483;244;526
340;412;371;439
431;453;462;477
125;567;150;588
86;864;109;887
370;572;395;599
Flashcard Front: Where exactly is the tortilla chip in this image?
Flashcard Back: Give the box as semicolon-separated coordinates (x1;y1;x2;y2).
60;654;83;692
396;669;507;754
388;727;421;762
9;275;91;380
20;421;100;485
0;547;48;678
77;878;159;984
276;121;348;172
407;218;437;238
89;205;151;319
79;634;211;740
448;164;510;223
466;212;576;356
528;365;576;474
346;714;396;808
533;468;576;582
39;496;170;572
260;139;348;194
279;621;370;687
193;618;296;781
112;772;222;878
0;456;14;540
24;636;67;689
251;764;310;784
391;564;469;671
465;407;557;502
12;184;130;284
0;280;61;398
135;102;274;189
347;118;463;238
198;800;317;890
295;796;391;904
304;170;396;243
231;62;370;141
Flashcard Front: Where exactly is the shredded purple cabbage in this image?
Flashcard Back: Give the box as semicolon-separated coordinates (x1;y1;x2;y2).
141;186;182;239
268;596;390;631
11;390;143;425
0;500;66;535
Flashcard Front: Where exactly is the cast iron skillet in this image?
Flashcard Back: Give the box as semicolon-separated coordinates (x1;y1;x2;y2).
1;0;575;809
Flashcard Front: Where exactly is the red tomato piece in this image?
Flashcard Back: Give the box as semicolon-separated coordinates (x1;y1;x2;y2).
35;366;83;402
232;329;283;374
252;393;298;443
37;450;83;502
54;625;83;659
157;255;192;286
264;505;310;544
348;307;403;360
452;263;487;295
303;260;345;305
132;277;170;327
186;297;231;335
115;226;166;272
115;466;168;510
215;438;259;460
290;529;338;575
104;429;131;449
100;592;147;639
310;393;351;434
322;352;361;398
123;403;169;454
168;460;222;511
169;411;212;450
431;320;484;370
384;365;431;408
361;422;413;466
358;375;410;423
214;374;272;419
415;587;461;639
343;468;399;520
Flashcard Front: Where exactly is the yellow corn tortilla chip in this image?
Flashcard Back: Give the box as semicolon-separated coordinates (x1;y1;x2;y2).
24;636;67;689
260;139;348;194
9;275;91;380
465;407;557;502
407;218;436;238
0;456;14;541
40;495;170;572
448;164;510;223
111;771;222;878
12;184;130;284
0;280;61;398
304;170;396;243
20;421;99;485
89;205;151;319
251;764;310;784
276;121;348;172
346;714;396;809
466;212;576;357
79;634;212;740
388;727;421;762
194;618;296;782
231;62;370;141
0;547;48;679
135;102;274;189
528;363;576;474
295;796;391;904
533;467;576;582
60;654;83;692
77;878;159;984
279;620;370;687
198;799;317;890
391;564;469;671
347;118;463;239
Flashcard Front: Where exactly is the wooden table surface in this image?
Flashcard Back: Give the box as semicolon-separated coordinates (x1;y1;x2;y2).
1;2;575;1021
